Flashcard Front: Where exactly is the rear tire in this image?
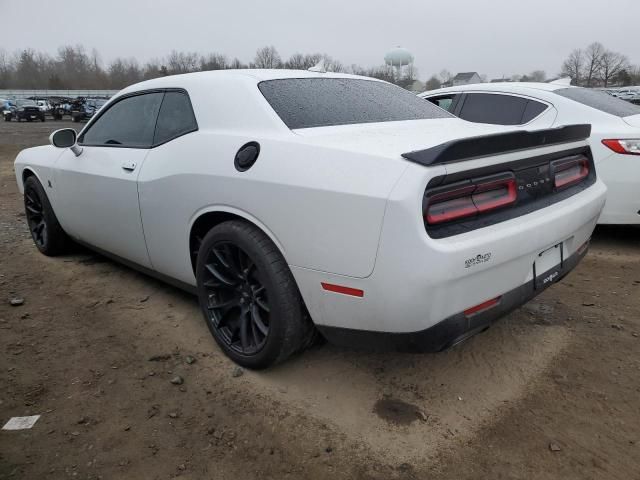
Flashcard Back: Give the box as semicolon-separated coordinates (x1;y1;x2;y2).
24;176;71;256
196;220;315;369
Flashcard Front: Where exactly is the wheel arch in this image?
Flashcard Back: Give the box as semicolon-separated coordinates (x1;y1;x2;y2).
188;207;287;276
22;167;39;184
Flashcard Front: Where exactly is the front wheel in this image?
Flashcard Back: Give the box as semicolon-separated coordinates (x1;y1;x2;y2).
24;176;71;256
196;220;314;369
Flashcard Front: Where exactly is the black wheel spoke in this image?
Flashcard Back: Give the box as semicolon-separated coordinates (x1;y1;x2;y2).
207;297;239;310
202;241;271;356
240;311;250;352
212;247;232;270
205;263;237;286
251;305;269;336
255;296;270;313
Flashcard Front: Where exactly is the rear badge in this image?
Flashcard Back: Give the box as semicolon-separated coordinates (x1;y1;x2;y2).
465;252;492;268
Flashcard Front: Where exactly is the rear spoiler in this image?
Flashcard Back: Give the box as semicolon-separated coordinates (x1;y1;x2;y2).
401;124;591;167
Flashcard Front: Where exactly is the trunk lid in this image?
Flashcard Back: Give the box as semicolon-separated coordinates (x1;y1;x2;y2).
293;118;509;161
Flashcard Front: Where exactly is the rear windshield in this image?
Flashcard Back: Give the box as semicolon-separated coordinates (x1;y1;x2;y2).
554;87;640;117
259;78;453;129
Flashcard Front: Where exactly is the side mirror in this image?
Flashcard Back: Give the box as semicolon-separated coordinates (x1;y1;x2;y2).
49;128;82;157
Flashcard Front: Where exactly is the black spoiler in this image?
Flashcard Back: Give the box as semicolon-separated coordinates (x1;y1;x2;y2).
401;124;591;166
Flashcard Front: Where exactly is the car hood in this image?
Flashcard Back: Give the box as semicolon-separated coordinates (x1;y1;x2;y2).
623;114;640;128
292;118;512;160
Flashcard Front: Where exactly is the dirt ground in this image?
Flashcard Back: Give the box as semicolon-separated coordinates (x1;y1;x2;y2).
1;120;639;480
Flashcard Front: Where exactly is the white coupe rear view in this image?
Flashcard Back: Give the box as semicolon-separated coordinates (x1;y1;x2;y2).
14;70;606;368
421;82;640;224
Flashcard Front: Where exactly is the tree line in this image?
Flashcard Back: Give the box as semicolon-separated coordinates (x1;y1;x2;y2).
0;45;414;90
561;42;639;87
1;43;637;92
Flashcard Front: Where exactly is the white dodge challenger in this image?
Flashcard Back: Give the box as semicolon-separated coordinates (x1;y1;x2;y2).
14;70;606;368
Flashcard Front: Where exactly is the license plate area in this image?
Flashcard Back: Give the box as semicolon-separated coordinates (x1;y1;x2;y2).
534;242;563;289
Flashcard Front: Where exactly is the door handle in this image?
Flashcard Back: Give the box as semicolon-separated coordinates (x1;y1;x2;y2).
121;161;137;172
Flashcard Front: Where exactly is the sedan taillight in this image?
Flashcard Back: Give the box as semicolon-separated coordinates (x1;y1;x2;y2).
425;173;517;225
551;156;589;189
601;139;640;156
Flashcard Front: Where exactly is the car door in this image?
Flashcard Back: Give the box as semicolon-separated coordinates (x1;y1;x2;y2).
136;90;200;284
53;91;164;268
453;92;555;128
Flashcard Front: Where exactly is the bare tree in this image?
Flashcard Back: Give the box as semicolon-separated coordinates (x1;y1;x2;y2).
229;57;246;69
108;58;142;88
599;50;628;87
528;70;546;82
583;42;604;87
166;51;199;74
200;53;228;71
439;69;452;84
254;46;281;69
0;48;11;88
561;49;584;85
284;53;308;69
425;75;441;90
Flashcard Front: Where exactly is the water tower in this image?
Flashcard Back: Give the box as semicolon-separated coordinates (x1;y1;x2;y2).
384;46;414;79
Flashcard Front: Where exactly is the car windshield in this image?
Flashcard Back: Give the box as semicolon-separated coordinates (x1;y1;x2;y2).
258;78;453;129
17;99;37;107
554;87;640;117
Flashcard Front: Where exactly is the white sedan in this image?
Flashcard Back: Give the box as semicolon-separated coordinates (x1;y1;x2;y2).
14;70;606;368
420;82;640;224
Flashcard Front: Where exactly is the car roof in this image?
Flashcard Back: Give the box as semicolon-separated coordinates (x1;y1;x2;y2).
120;69;383;95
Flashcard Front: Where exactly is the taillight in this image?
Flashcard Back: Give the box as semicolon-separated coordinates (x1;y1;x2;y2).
425;173;516;225
601;139;640;156
551;156;589;189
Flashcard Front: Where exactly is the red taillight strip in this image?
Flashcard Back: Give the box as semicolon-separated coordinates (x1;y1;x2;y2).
602;139;640;156
425;175;517;225
553;158;589;189
463;296;501;316
321;282;364;297
473;178;517;213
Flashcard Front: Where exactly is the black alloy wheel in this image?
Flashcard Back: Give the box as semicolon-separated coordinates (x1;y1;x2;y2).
202;242;271;355
24;184;47;249
23;176;71;256
195;220;315;369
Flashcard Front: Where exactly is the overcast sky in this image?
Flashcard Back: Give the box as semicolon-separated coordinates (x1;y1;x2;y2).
2;0;639;81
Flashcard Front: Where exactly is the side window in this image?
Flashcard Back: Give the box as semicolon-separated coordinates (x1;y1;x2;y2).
153;91;198;145
79;92;163;147
426;94;458;112
458;93;530;125
521;99;548;123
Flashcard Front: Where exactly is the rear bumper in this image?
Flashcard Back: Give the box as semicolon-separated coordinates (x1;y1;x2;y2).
317;244;588;352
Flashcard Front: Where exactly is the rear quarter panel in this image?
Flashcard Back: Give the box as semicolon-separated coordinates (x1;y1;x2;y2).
138;131;410;284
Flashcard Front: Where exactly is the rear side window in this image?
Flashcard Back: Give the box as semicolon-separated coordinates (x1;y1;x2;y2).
521;99;548;123
259;78;452;129
426;94;459;112
80;92;163;147
554;87;640;117
458;93;529;125
154;91;198;145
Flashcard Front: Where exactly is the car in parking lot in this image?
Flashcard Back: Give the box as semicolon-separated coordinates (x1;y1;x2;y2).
421;83;640;224
13;70;606;368
71;97;108;122
3;98;46;122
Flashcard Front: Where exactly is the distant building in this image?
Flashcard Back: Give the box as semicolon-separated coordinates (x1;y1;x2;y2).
490;78;512;83
452;72;482;86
